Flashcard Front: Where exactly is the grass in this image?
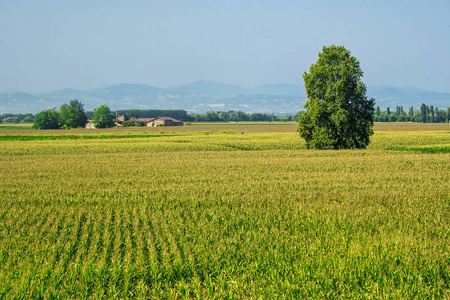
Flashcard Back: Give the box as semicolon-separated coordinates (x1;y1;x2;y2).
395;144;450;153
0;130;240;141
0;123;449;298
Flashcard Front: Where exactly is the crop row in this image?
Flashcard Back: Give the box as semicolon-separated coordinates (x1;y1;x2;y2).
1;130;450;157
1;134;449;298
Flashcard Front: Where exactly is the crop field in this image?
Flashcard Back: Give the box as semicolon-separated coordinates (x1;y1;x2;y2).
0;123;449;298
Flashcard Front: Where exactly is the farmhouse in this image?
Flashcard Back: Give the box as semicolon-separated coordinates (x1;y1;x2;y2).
151;117;183;127
114;115;126;126
123;117;184;127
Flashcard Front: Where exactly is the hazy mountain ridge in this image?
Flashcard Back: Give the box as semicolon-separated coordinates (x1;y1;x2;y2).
1;80;449;114
367;86;450;109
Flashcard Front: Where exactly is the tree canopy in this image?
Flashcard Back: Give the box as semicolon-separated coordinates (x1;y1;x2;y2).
32;108;60;129
92;104;115;128
32;100;88;130
298;45;375;149
59;99;88;129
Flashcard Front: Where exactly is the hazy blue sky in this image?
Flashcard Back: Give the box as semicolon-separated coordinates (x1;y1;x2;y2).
1;0;449;93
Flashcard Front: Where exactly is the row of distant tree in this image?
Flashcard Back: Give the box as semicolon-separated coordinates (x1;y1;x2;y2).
0;106;300;128
30;100;115;129
1;102;449;128
0;108;297;125
374;105;450;123
0;113;34;124
113;109;190;121
113;109;299;122
188;110;300;122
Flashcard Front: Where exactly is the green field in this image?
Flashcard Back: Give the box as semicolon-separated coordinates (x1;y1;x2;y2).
1;123;449;299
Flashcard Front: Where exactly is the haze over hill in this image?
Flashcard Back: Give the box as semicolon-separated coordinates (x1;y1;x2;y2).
1;80;449;114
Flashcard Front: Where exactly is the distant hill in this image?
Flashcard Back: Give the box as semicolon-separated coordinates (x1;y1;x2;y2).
246;83;305;96
171;80;244;96
99;83;163;96
366;86;450;109
1;81;449;114
0;92;44;113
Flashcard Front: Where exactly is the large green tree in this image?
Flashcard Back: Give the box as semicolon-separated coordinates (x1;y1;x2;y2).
32;108;60;129
298;45;375;149
59;99;88;128
92;104;115;128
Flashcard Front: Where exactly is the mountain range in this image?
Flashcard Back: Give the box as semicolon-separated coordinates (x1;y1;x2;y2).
1;80;449;114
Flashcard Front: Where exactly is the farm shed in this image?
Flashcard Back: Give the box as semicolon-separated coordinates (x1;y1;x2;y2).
153;117;184;126
132;118;157;126
132;117;184;127
85;120;96;129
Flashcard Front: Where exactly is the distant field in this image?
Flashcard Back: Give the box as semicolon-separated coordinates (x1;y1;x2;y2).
373;122;450;131
0;123;449;298
0;123;33;130
1;121;449;135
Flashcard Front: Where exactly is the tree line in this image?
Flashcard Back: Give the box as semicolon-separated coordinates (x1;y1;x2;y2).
31;100;115;129
112;109;299;122
2;101;449;129
112;109;190;121
374;105;450;123
187;111;300;122
0;113;34;124
1;104;299;129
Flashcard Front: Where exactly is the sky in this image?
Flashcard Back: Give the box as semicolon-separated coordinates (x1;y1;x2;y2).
1;0;449;94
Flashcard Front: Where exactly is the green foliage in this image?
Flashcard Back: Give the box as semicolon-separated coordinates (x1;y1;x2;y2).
2;116;20;123
204;111;219;122
32;100;88;130
373;104;448;123
59;99;88;129
114;109;189;121
109;109;285;123
122;120;145;127
0;113;34;124
395;144;450;153
298;45;375;149
218;111;229;122
20;116;34;123
92;104;115;128
421;103;428;123
121;120;133;127
32;108;60;129
408;106;414;117
388;114;397;122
